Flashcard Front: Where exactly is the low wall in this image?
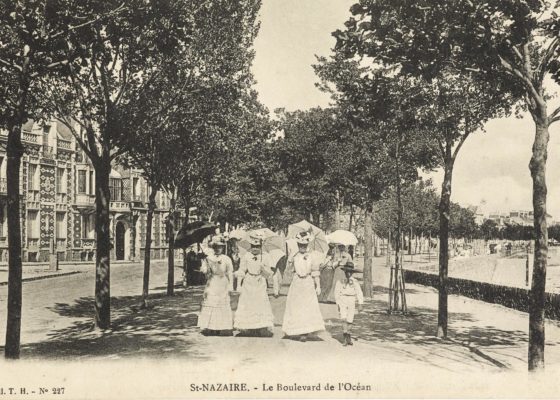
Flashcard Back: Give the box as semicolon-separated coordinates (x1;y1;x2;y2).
403;269;560;320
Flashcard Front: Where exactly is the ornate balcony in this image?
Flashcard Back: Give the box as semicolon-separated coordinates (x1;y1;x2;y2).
57;139;72;150
110;201;129;212
27;238;39;249
22;131;40;143
75;193;95;209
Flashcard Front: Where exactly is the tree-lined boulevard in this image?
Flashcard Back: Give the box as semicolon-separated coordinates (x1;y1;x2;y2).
3;0;560;388
4;258;560;373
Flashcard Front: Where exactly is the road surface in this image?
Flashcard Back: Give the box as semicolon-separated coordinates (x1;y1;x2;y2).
0;261;178;346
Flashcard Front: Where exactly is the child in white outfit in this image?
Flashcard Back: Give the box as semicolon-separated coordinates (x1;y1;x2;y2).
334;261;364;346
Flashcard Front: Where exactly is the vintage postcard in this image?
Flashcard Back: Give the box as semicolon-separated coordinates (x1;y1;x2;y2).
2;0;560;399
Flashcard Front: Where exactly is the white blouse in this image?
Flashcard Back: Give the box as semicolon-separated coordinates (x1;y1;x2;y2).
237;252;273;278
290;252;320;278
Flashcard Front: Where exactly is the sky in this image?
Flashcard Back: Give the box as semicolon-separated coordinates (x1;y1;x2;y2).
251;0;560;219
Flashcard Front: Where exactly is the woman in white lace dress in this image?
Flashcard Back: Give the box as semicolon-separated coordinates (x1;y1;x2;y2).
234;233;274;337
197;235;234;336
282;231;325;340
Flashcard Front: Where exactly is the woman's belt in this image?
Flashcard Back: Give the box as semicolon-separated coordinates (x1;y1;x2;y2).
247;271;261;277
295;273;311;279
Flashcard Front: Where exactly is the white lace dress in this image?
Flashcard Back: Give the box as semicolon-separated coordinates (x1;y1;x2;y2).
282;252;325;335
197;254;234;330
234;253;274;329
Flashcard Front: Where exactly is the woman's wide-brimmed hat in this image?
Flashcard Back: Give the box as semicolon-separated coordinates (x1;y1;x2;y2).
341;261;355;273
209;234;227;248
295;231;313;245
249;232;264;246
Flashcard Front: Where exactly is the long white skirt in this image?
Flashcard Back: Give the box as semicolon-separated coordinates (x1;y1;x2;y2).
234;274;274;329
198;275;233;330
282;275;325;335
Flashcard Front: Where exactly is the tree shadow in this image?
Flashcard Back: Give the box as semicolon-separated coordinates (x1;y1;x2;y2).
16;288;215;360
321;287;537;370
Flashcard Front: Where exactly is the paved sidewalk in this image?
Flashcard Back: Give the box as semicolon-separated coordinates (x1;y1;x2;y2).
0;259;181;284
6;256;559;374
0;270;82;285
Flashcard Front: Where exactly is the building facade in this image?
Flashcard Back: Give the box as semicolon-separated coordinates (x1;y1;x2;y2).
0;120;181;263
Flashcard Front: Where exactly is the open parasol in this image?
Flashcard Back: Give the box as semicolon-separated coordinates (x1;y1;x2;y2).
327;230;358;247
287;220;329;254
238;227;286;254
174;221;218;249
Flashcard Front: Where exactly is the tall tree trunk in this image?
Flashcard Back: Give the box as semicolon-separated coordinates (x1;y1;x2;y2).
5;124;25;359
5;60;30;359
437;157;454;338
141;185;157;308
408;227;412;255
393;144;403;308
348;204;354;231
363;202;374;298
335;190;340;230
94;157;111;329
167;210;176;296
528;113;549;371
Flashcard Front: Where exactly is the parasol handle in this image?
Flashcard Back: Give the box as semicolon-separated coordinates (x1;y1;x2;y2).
260;239;263;262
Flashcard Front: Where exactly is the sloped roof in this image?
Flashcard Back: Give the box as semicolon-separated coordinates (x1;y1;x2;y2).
56;122;73;140
22;120;34;132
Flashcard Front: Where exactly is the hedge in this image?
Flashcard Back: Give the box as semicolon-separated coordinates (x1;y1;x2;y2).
403;269;560;320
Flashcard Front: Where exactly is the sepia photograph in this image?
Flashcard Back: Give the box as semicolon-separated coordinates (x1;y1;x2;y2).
2;0;560;398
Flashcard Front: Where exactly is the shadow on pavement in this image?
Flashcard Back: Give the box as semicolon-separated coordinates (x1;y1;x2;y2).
321;285;530;370
15;287;213;360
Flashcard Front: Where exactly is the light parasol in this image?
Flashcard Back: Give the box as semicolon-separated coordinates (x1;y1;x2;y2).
238;227;286;254
229;228;249;241
327;230;358;247
287;220;329;254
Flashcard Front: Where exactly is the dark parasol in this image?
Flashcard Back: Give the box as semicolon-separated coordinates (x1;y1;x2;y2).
174;221;218;249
